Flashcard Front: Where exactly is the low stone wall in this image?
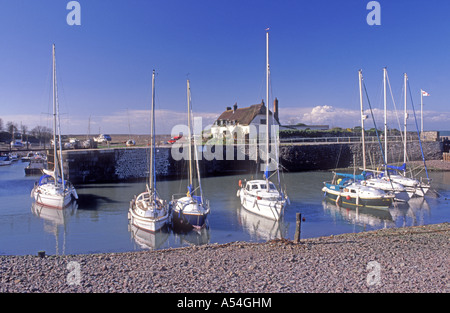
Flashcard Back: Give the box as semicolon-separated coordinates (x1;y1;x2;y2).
62;141;443;184
114;147;171;180
62;147;173;184
279;141;443;172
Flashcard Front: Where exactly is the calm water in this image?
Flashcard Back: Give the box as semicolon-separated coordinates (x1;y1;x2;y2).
0;161;449;255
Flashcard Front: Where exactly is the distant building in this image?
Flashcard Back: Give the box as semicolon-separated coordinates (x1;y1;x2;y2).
279;124;329;131
211;98;280;140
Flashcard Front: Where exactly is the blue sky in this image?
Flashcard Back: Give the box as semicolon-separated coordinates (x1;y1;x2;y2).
0;0;449;134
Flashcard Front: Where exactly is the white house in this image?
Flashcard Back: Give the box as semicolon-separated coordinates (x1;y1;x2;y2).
211;98;280;142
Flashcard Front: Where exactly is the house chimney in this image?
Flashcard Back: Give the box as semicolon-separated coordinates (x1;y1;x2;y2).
233;103;237;112
273;97;279;122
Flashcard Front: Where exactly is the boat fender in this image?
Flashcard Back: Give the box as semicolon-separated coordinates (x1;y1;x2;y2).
238;180;242;187
346;195;351;200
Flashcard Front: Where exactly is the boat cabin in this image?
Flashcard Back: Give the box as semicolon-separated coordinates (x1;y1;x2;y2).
245;180;277;192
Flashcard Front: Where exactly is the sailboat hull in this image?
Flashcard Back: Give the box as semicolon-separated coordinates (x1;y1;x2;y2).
410;185;429;197
128;192;169;233
322;185;393;210
129;209;169;233
32;184;76;209
238;188;285;221
171;196;209;229
388;174;430;197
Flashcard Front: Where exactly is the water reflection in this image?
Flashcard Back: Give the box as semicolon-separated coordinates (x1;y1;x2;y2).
31;202;78;255
31;201;78;227
128;221;211;250
128;224;170;250
322;199;395;230
172;226;211;246
1;162;448;255
390;197;431;227
238;206;288;241
322;195;436;231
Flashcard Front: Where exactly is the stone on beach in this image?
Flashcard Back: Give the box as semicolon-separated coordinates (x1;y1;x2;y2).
0;223;448;293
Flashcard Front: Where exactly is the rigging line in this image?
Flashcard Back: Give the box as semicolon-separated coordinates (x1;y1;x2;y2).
400;82;413;174
189;89;204;200
54;54;72;135
362;81;386;168
334;143;343;169
407;80;430;181
386;71;404;144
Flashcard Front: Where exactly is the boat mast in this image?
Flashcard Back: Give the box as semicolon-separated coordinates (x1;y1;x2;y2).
403;73;408;169
383;67;387;165
420;89;424;139
52;44;57;186
56;57;65;190
187;79;193;188
265;28;270;191
358;69;366;170
149;70;155;195
52;44;61;188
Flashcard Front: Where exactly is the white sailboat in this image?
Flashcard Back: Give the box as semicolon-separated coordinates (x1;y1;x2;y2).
322;70;395;209
128;70;169;232
31;44;78;209
382;73;430;198
237;29;288;221
170;79;210;229
363;68;410;202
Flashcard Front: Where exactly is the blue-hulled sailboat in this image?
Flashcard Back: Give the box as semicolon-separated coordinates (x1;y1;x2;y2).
170;79;210;230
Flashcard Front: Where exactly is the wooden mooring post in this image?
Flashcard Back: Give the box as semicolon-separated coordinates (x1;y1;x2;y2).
294;213;302;243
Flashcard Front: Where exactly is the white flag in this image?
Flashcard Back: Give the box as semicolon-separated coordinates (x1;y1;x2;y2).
421;89;430;96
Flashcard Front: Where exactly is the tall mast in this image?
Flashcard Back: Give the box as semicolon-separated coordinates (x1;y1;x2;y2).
52;44;65;188
420;89;424;139
403;73;408;167
149;70;155;194
358;69;366;170
52;44;57;184
187;79;193;188
383;67;387;165
52;44;61;187
265;28;270;190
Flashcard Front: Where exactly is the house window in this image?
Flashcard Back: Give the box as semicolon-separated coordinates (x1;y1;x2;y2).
260;119;266;125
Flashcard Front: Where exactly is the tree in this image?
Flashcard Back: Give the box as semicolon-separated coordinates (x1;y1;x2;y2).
6;121;18;139
20;124;28;137
30;125;52;147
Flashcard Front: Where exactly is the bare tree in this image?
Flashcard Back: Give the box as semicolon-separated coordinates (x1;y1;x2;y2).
31;125;52;148
6;121;18;140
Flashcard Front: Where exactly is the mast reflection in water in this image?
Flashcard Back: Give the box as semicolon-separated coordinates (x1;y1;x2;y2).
0;161;448;255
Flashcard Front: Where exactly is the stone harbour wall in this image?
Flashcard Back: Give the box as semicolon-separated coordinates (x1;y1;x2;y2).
63;147;173;184
62;141;443;184
279;141;443;171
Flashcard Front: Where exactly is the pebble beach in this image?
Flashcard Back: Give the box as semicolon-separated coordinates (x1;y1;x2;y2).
1;223;448;293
